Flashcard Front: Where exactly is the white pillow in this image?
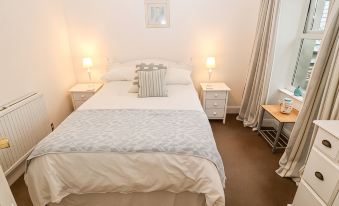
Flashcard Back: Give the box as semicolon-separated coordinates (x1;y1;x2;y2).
101;65;135;82
165;68;192;85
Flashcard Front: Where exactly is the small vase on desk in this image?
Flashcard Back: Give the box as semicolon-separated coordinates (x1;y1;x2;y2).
294;86;303;97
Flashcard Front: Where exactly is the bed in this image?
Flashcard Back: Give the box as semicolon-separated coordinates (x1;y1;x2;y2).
25;60;225;206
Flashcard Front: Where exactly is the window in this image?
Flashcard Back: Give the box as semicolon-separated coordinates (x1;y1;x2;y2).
291;0;330;90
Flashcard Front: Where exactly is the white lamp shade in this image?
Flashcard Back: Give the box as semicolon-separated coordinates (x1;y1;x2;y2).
82;57;93;68
206;57;216;70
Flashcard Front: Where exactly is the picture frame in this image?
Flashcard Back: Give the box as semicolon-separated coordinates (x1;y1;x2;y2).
145;0;170;28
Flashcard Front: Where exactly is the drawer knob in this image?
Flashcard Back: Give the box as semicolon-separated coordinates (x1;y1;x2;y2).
80;95;85;98
315;171;324;181
322;139;332;148
213;103;218;106
213;112;217;116
214;93;218;97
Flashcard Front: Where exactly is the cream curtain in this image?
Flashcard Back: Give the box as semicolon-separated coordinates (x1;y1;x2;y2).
277;2;339;178
237;0;281;127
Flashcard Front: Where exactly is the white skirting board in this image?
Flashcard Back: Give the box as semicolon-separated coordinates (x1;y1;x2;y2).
6;157;27;185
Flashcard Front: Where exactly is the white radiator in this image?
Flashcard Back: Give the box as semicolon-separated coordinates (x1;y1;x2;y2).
0;93;51;176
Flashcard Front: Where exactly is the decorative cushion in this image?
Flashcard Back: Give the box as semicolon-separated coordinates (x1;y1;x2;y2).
128;63;167;93
136;63;168;97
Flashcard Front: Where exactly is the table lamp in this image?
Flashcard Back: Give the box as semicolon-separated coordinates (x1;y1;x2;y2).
206;57;216;88
82;57;93;82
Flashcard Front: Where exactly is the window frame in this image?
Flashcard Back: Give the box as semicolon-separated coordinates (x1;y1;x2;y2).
285;0;330;95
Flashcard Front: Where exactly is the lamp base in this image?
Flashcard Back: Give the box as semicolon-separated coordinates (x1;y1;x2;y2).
87;70;92;82
206;70;214;89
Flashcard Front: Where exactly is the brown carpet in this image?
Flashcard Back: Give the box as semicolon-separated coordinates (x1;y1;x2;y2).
11;114;296;206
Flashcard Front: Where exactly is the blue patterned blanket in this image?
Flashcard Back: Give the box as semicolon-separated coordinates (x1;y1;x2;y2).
28;109;225;184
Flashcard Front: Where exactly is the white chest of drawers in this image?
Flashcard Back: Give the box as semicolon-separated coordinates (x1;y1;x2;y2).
292;120;339;206
200;82;231;124
69;83;103;110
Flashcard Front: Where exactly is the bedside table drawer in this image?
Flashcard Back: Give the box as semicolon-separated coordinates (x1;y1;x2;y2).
73;100;86;109
72;92;94;101
205;91;226;100
206;109;224;118
303;148;339;204
206;100;225;109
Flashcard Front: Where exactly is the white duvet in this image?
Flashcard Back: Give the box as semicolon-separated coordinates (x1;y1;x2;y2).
25;81;225;206
79;81;203;111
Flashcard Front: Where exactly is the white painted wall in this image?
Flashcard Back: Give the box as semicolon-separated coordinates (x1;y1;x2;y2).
62;0;261;107
0;0;76;126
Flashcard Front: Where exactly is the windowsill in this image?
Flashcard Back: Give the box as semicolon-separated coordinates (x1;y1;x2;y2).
279;88;304;103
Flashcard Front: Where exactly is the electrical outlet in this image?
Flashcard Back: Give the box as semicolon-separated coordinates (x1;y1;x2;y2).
51;123;55;131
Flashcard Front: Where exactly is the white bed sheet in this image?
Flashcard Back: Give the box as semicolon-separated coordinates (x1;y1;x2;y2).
25;81;225;206
78;81;203;111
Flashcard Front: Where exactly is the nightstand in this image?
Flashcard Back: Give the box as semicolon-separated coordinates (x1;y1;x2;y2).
200;82;231;124
69;83;103;110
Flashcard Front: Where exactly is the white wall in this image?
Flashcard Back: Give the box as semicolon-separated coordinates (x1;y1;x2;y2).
0;0;76;126
62;0;261;108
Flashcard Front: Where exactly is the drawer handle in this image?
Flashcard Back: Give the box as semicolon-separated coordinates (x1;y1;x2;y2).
80;95;86;98
322;139;332;148
214;93;219;97
213;112;217;116
213;103;218;106
315;171;324;181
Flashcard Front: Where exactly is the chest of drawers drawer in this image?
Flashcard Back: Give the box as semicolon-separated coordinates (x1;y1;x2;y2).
314;128;339;162
71;92;94;101
293;180;326;206
303;148;339;204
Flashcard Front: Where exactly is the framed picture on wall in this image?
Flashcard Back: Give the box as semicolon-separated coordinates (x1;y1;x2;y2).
145;0;170;28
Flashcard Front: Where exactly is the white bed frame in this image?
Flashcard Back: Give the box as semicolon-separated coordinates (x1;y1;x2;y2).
108;58;194;70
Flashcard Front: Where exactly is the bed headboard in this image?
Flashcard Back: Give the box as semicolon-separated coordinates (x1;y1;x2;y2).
108;58;193;70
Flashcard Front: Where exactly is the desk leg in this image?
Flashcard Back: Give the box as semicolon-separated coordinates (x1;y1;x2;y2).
272;122;284;153
257;108;265;133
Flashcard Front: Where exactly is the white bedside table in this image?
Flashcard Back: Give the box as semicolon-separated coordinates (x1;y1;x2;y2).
69;83;103;110
200;82;231;124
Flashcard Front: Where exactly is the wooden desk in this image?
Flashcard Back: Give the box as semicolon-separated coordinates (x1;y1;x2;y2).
258;105;299;152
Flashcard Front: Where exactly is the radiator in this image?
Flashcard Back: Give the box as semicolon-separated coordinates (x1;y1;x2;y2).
0;93;51;175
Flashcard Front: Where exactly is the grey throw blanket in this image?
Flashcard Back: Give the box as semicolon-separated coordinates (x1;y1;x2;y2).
28;109;225;184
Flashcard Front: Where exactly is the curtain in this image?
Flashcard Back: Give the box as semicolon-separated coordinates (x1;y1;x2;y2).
237;0;281;127
277;2;339;178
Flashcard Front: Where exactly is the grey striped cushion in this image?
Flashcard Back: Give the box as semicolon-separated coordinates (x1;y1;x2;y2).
138;67;167;97
129;63;166;93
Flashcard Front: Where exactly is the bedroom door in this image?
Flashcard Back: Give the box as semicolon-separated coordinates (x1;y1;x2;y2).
0;165;17;206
